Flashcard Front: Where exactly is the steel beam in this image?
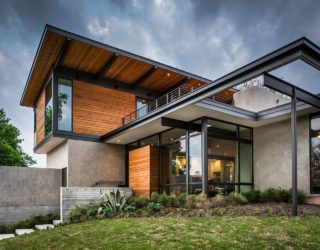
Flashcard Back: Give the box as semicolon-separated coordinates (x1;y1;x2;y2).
132;66;157;87
55;66;160;100
201;118;208;195
97;53;118;79
291;87;298;216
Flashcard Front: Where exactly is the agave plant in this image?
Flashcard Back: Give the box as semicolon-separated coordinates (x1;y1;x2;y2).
98;189;128;214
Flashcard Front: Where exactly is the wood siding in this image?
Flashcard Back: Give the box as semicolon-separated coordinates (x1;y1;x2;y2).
73;81;136;136
129;146;159;198
35;90;45;144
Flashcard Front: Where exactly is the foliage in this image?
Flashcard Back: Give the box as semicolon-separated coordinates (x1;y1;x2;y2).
186;194;197;209
0;108;36;166
147;202;162;213
0;213;59;234
242;188;306;204
99;189;128;213
69;206;90;222
225;192;248;206
128;196;149;209
124;204;136;212
152;192;188;208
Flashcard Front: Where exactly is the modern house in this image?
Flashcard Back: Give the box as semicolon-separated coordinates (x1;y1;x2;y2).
21;25;320;209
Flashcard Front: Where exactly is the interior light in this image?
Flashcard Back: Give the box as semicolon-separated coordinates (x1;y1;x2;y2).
167;73;171;77
216;144;220;148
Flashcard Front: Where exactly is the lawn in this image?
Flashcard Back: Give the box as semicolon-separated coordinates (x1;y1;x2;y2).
1;215;320;250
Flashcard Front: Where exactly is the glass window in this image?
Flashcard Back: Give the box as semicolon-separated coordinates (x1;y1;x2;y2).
207;119;237;140
160;129;186;144
310;115;320;194
160;185;186;195
45;81;52;136
239;126;252;140
140;135;158;147
160;139;186;185
189;134;202;184
240;143;252;183
58;78;72;131
136;98;151;118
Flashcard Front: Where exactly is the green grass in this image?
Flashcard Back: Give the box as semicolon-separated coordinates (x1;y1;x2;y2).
1;215;320;249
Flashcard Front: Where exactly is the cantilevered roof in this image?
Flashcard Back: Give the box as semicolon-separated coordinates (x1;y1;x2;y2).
21;25;211;107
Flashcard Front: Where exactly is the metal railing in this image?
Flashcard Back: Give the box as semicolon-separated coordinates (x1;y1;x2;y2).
122;83;203;125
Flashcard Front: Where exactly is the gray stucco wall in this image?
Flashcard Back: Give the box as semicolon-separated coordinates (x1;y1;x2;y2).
0;166;62;224
254;116;310;194
47;140;68;169
67;140;126;187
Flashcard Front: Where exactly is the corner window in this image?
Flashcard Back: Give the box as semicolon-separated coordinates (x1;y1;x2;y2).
58;78;72;131
310;114;320;194
45;81;52;136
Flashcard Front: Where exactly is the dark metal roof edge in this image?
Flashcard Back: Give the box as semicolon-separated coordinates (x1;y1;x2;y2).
45;24;212;84
20;24;50;107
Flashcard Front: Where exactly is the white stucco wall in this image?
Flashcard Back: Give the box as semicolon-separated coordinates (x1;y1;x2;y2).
233;86;290;112
253;116;310;194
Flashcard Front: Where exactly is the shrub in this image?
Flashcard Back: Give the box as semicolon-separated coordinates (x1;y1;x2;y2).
178;193;188;206
151;192;160;203
147;202;162;213
225;192;248;206
210;193;226;208
242;190;262;203
196;193;207;209
124;204;136;212
69;206;89;222
186;194;197;209
131;196;150;208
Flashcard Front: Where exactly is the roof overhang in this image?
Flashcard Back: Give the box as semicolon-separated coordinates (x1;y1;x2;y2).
102;37;320;143
21;25;211;107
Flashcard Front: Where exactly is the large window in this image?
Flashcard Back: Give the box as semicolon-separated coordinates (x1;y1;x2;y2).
207;119;253;195
160;129;186;194
310;114;320;194
58;78;72;131
45;81;52;136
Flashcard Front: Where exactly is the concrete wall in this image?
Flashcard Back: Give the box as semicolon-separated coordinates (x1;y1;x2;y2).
61;187;132;221
67;140;126;187
234;86;290;112
0;166;62;224
47;140;68;169
254;116;310;194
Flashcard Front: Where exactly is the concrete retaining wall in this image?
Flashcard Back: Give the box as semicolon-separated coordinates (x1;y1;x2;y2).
0;166;62;224
61;187;132;221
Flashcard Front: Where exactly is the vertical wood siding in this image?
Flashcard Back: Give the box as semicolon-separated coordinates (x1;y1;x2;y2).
129;146;159;198
73;81;136;136
35;90;45;144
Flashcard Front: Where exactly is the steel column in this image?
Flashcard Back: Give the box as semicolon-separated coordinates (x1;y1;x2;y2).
291;87;298;216
201;118;208;194
186;127;190;194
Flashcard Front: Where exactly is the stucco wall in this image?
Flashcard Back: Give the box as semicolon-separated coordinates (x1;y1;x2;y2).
47;140;68;169
67;140;125;187
0;166;61;224
233;86;290;112
254;116;310;194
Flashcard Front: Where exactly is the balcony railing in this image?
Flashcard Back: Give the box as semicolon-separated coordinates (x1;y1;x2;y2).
122;83;203;125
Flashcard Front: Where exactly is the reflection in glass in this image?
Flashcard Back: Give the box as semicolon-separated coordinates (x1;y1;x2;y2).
58;79;72;131
45;81;52;136
311;115;320;194
160;139;186;185
189;134;202;185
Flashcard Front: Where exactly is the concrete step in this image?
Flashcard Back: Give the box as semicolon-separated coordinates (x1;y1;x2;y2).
35;224;54;231
52;220;62;226
15;229;34;236
0;234;15;240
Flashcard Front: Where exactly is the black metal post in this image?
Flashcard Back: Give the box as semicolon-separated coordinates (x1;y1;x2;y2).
201;118;208;194
186;127;190;194
291;86;298;216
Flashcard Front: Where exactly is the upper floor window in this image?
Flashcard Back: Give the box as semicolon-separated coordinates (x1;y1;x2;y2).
45;81;52;136
58;78;72;131
310;114;320;194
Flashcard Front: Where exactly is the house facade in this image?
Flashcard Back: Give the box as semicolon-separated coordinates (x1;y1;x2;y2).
21;25;320;204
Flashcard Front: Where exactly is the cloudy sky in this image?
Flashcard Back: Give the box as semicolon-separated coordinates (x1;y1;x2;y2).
0;0;320;167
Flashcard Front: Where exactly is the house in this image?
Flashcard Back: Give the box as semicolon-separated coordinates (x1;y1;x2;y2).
21;25;320;211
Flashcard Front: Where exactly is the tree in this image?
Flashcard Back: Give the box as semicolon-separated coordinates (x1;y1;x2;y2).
0;108;36;166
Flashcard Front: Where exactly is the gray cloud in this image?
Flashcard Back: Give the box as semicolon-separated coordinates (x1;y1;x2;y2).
0;0;319;167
